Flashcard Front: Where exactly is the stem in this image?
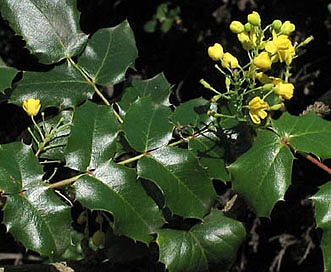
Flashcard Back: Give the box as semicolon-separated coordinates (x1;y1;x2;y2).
117;153;146;165
298;152;331;175
47;174;86;188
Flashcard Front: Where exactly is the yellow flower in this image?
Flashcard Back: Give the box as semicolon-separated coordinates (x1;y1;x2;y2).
208;43;224;61
221;52;239;69
230;21;245;34
22;98;41;116
280;21;295;35
253;51;272;69
255;72;273;84
248;96;269;124
265;33;295;65
247;11;261;26
274;81;294;100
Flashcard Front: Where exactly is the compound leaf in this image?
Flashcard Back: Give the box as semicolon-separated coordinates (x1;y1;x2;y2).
74;162;164;243
9;62;93;109
228;129;294;217
0;142;71;257
272;112;331;159
137;147;217;219
0;0;88;64
65;101;119;171
311;182;331;271
122;96;173;152
78;20;138;86
157;210;246;272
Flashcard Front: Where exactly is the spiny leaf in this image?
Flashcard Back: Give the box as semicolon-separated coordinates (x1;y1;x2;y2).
311;182;331;271
228;129;294;217
74;162;164;243
119;73;172;114
272;112;331;159
122;96;173;152
65;101;120;171
0;0;88;64
0;142;71;257
157;210;246;272
9;62;94;109
78;20;138;86
137;146;217;219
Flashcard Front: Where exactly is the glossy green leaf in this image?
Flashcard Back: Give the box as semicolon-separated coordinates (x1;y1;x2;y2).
74;162;164;243
78;20;138;86
0;57;18;92
0;0;88;64
171;97;210;129
228;129;294;217
137;147;217;219
189;132;230;181
157;210;246;272
0;142;71;257
65;101;120;171
119;73;172;114
272;112;331;159
122;96;173;152
311;182;331;271
9;62;93;109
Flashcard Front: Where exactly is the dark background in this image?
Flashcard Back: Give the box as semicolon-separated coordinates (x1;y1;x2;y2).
0;0;331;271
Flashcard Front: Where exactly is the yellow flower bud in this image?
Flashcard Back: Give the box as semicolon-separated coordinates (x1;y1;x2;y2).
280;21;295;35
248;96;269;124
92;230;105;247
221;52;239;69
244;23;252;32
22;98;41;116
255;72;272;84
208;43;224;61
272;19;282;30
237;32;253;50
274;82;294;100
247;11;261;26
230;21;245;34
253;51;272;69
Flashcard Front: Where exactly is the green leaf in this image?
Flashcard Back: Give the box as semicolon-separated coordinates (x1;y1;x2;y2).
171;97;210;129
228;129;294;217
137;147;217;219
157;210;246;272
189;132;230;181
272;112;331;159
9;62;93;109
78;20;138;86
0;57;18;92
0;142;71;257
311;182;331;271
122;96;174;152
74;162;164;243
119;73;172;114
65;101;120;171
0;0;88;64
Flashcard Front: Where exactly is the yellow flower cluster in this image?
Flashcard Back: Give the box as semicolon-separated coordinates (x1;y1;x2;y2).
204;11;313;125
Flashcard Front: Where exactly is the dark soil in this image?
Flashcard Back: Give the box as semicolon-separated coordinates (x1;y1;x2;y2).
0;0;331;271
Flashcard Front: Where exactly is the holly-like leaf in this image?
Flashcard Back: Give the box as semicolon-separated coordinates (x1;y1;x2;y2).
78;20;138;86
228;129;294;217
122;96;173;152
189;132;230;181
65;101;120;171
119;73;172;114
9;62;93;109
137;147;217;219
0;0;88;64
157;210;246;272
272;112;331;159
311;182;331;271
74;162;164;243
0;142;71;257
171;97;210;129
0;57;18;93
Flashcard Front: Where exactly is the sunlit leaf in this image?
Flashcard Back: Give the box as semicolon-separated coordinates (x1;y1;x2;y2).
0;0;88;64
157;210;246;272
137;146;217;219
75;162;164;243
